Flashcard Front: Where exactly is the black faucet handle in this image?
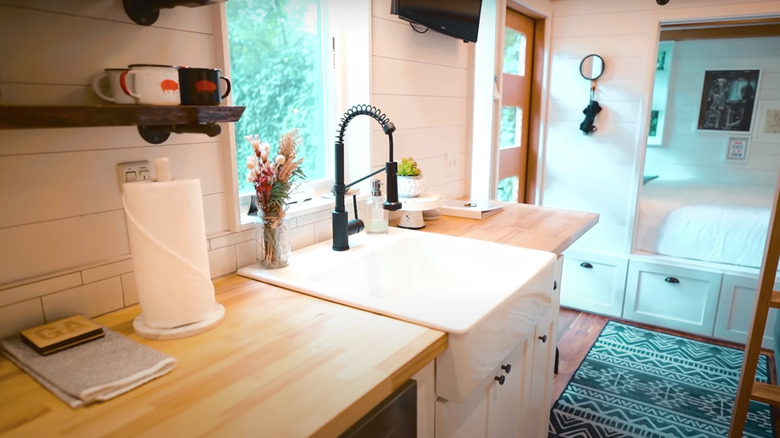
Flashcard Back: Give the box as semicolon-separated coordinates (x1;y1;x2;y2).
347;194;364;236
347;218;364;236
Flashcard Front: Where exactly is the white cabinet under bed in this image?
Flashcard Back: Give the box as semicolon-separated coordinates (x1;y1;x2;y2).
559;251;628;318
713;273;778;349
622;260;722;337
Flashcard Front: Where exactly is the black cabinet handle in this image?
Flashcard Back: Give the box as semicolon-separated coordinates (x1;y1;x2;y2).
580;262;593;268
495;375;505;385
553;280;558;290
501;364;511;374
664;277;680;284
538;334;547;343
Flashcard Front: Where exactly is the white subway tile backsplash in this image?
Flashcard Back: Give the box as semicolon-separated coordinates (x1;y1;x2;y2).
121;272;139;306
0;273;82;307
42;277;124;322
208;245;237;279
81;258;134;284
235;240;255;270
209;228;253;250
291;223;316;252
315;219;334;243
294;208;330;226
0;300;44;339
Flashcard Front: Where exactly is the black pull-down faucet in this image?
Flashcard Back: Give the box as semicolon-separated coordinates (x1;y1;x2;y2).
332;105;402;251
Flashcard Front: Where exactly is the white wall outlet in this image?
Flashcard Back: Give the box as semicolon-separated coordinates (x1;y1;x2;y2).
117;160;152;191
445;152;458;177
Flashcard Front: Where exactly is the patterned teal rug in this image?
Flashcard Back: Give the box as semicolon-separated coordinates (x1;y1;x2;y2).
549;320;775;437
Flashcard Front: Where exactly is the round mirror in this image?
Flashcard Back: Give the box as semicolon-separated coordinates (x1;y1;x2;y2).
579;54;605;81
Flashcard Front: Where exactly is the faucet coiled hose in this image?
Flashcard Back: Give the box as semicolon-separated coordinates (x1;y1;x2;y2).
336;104;396;150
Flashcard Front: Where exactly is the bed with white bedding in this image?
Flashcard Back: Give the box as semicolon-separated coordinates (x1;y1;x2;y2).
635;179;774;268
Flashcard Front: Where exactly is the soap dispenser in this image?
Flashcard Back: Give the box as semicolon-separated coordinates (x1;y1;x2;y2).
366;179;389;234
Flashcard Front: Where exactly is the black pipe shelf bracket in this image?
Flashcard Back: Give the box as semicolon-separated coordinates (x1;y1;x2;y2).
123;0;228;26
138;122;221;144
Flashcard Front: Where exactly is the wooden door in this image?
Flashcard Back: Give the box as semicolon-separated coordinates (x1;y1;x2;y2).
497;9;535;203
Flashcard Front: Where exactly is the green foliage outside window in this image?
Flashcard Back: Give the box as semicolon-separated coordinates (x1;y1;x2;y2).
226;0;327;195
499;106;518;149
497;176;517;202
503;28;524;76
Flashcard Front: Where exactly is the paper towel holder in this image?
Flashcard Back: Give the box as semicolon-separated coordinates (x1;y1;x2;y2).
124;157;226;340
132;304;225;340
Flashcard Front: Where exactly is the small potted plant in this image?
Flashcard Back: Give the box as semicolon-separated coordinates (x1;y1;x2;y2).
397;157;425;197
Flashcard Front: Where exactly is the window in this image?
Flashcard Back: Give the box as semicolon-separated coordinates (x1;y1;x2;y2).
226;0;332;201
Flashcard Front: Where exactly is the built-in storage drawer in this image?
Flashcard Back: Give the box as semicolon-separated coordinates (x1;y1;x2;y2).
623;261;722;337
560;251;628;318
713;273;777;349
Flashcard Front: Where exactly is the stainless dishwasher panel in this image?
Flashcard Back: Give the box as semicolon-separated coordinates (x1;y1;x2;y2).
339;379;417;438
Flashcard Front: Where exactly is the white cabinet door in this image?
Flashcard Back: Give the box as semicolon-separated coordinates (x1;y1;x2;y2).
713;273;778;349
436;332;537;438
560;251;628;317
624;261;722;336
436;384;489;438
488;333;533;438
525;315;556;437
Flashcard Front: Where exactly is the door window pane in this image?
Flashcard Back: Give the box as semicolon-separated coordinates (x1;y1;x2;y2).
503;28;526;76
226;0;328;196
497;176;518;202
499;106;522;149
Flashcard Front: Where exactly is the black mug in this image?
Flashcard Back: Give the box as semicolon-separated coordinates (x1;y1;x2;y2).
178;67;231;105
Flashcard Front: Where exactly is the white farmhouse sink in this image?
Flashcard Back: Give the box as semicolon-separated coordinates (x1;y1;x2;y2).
238;227;556;402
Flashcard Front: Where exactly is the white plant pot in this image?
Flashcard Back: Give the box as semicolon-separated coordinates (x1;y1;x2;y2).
398;175;425;198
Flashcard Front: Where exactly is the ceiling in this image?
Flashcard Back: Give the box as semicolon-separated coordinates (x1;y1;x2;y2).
660;18;780;41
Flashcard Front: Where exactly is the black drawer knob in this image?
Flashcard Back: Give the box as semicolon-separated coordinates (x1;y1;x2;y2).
665;277;680;284
501;364;511;373
495;375;505;385
580;262;593;269
538;334;548;343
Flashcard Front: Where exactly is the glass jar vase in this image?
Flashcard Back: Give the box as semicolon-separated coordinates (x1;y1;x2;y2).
256;215;290;269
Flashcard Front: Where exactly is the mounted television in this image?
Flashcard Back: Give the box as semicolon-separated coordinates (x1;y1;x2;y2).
391;0;483;43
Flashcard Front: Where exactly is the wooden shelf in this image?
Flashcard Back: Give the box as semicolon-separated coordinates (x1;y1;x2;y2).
0;105;244;129
0;105;245;143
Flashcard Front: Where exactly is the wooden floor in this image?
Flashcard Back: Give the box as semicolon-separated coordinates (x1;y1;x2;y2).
552;307;777;408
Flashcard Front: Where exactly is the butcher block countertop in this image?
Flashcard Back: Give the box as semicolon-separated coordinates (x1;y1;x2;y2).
0;203;597;438
417;202;598;254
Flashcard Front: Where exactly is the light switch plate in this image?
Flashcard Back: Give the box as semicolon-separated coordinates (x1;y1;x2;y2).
117;160;152;192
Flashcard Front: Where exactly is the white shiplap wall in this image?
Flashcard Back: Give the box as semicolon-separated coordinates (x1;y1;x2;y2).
0;1;256;338
369;0;471;198
542;0;780;256
645;36;780;185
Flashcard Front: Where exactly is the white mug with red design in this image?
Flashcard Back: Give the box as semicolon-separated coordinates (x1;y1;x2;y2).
121;64;180;105
92;68;135;104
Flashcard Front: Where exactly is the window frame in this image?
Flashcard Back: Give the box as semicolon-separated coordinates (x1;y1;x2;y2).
218;0;340;229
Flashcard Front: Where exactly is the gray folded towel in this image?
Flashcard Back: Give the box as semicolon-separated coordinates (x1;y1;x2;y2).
1;326;176;408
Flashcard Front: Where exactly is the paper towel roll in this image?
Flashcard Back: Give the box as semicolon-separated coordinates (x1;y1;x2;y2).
123;179;215;329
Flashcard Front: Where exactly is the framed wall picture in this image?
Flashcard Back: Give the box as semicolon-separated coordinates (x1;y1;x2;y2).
726;136;750;162
753;100;780;142
648;110;665;145
696;69;760;133
656;42;673;71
